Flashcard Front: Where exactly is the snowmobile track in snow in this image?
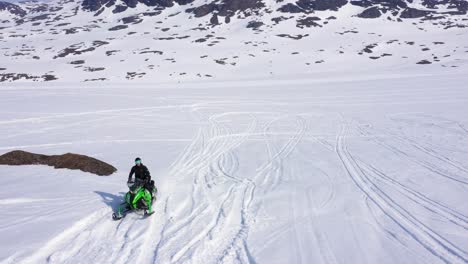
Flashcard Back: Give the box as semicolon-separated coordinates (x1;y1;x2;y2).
336;122;468;264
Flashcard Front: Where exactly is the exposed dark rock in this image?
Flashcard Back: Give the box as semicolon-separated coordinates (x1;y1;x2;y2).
142;11;161;16
278;3;304;13
416;59;432;64
126;71;146;79
70;60;85;64
297;0;348;11
108;25;128;31
276;33;309;39
105;0;116;8
84;78;107;81
297;16;321;28
112;5;128;13
0;150;116;176
82;0;105;11
358;6;381;18
30;14;50;22
336;30;358;35
138;50;163;54
78;0;466;23
124;0;138;8
54;41;109;59
94;7;105;16
174;0;194;5
272;16;291;24
247;21;264;29
84;67;105;72
65;27;82;34
150;0;174;7
210;14;219;24
362;43;377;53
29;3;48;13
351;0;407;9
105;50;120;56
93;40;109;46
0;1;26;17
82;0;175;11
43;74;58;81
217;0;265;17
400;7;432;18
56;23;72;27
350;0;372;8
189;3;216;17
121;15;142;24
8;34;27;38
0;73;58;82
50;6;63;12
215;59;226;65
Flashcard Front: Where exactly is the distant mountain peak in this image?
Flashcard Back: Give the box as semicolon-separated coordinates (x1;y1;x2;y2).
0;1;27;17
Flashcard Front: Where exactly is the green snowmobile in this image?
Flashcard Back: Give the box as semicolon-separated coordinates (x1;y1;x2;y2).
112;179;157;220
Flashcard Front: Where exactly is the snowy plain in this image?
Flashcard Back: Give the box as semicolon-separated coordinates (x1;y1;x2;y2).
1;72;468;264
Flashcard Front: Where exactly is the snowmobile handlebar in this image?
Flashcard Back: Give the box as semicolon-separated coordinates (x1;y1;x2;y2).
127;181;134;188
127;178;147;190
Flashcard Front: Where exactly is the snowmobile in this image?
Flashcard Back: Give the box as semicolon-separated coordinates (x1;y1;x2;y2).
112;179;157;220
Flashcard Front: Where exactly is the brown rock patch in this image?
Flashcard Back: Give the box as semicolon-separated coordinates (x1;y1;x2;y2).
0;150;116;176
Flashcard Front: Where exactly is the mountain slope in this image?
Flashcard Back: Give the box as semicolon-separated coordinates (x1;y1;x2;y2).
0;0;467;82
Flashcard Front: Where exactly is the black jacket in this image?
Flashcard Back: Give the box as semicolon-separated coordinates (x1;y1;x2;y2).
128;164;151;182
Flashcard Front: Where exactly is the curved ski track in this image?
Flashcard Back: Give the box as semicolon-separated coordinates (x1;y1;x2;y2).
336;122;468;264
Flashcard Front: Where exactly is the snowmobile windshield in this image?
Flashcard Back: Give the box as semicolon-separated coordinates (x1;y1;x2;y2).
129;181;143;193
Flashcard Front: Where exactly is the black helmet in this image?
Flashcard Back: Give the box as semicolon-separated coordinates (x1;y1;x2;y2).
135;157;142;164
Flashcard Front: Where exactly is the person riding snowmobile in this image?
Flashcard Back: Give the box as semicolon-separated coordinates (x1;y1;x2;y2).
129;157;155;193
112;157;157;220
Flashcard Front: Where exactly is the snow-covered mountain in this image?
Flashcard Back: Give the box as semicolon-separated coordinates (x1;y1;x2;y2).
0;0;467;82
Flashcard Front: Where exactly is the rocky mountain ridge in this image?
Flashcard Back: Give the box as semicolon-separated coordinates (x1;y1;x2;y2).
0;0;467;82
1;0;467;26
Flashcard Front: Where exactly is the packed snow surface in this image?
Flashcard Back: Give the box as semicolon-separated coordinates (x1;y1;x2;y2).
1;72;467;264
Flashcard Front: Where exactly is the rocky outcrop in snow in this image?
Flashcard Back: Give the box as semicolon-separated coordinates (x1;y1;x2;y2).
0;150;117;176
